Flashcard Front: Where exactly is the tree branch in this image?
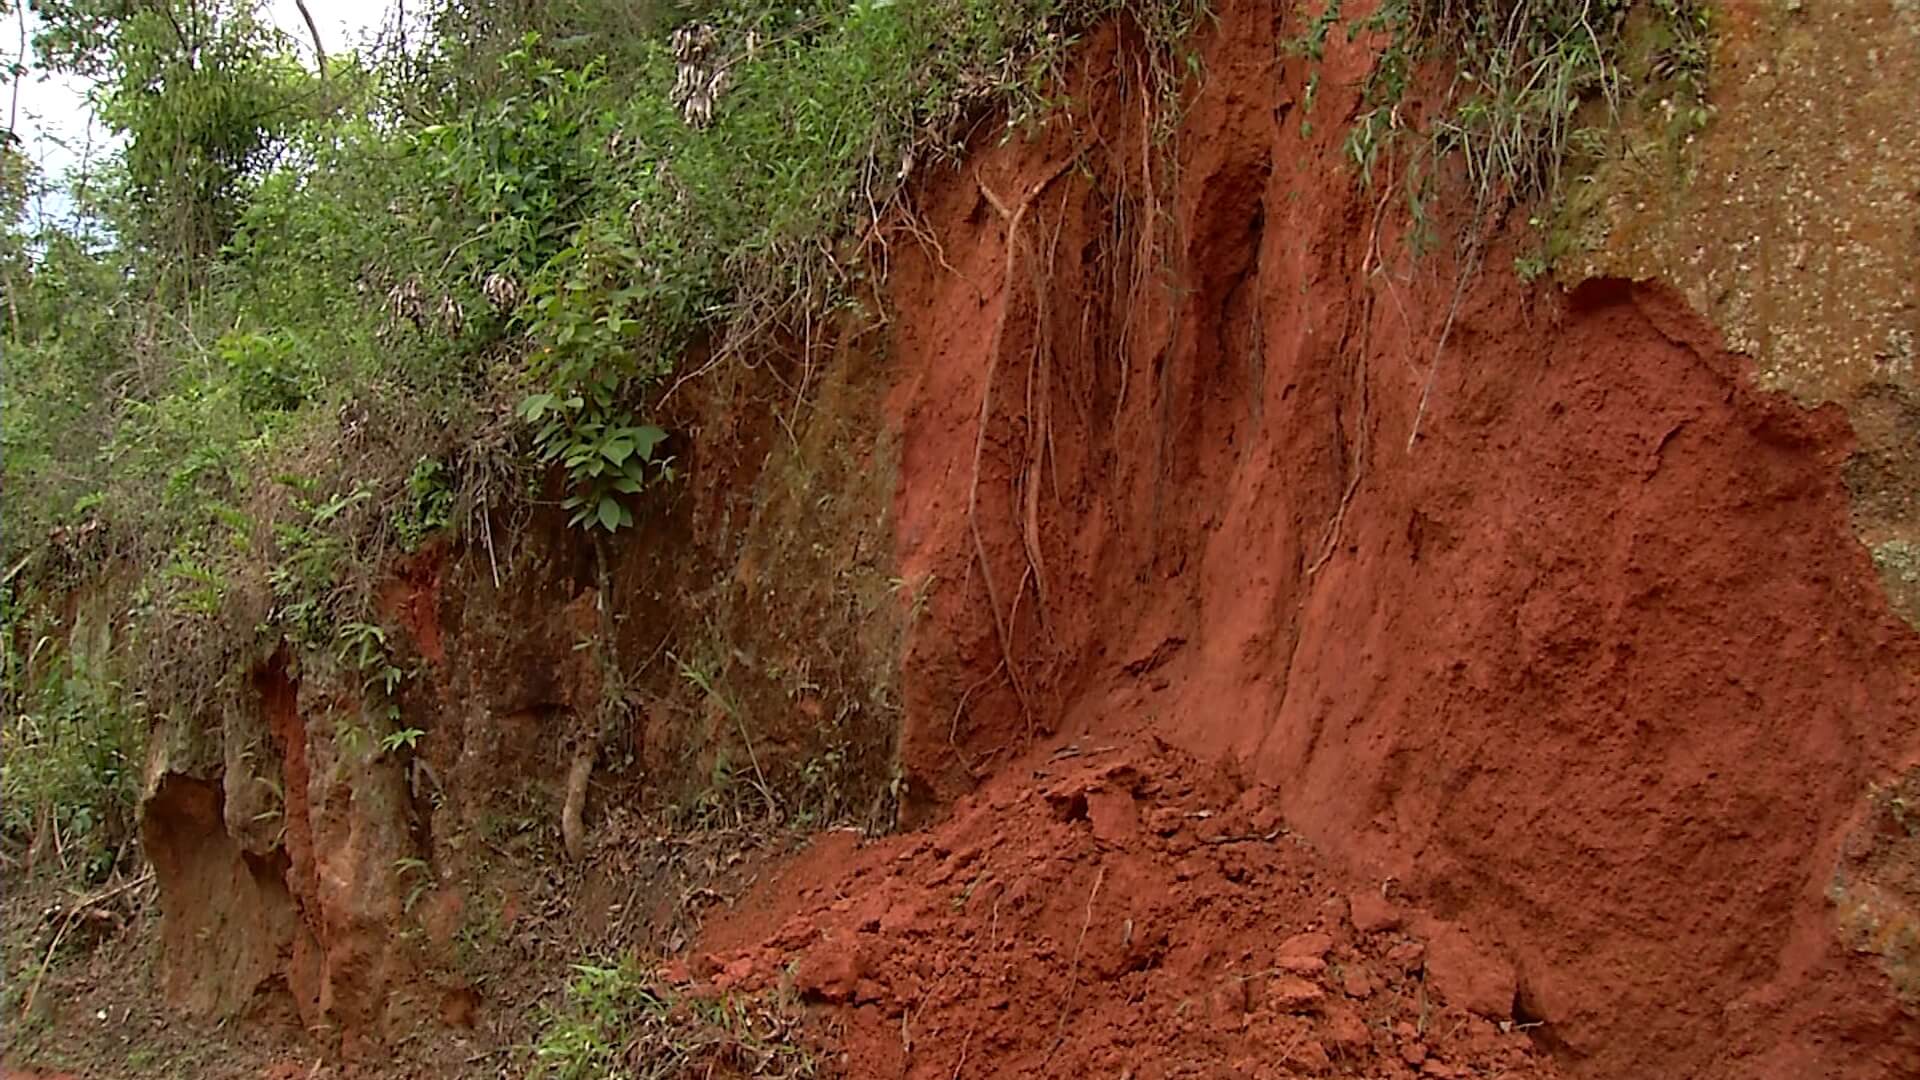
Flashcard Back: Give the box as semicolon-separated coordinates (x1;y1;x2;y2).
292;0;325;80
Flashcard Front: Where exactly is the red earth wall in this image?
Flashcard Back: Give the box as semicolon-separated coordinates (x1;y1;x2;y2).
863;1;1920;1074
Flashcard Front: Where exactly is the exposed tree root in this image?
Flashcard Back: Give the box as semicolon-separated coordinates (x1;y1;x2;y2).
561;726;599;863
1017;199;1070;640
967;158;1074;738
564;532;617;862
1306;175;1392;578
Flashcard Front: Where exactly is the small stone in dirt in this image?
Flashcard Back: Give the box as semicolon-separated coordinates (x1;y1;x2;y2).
1268;975;1324;1013
1276;953;1325;975
1341;965;1376;998
1350;889;1402;933
1276;931;1331;974
1386;941;1426;972
1278;931;1332;961
1400;1040;1429;1066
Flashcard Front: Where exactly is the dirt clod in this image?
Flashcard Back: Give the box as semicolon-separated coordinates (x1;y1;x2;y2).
1350;891;1403;935
1423;922;1517;1020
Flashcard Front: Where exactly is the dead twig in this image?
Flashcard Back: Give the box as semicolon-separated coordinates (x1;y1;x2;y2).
1202;828;1286;846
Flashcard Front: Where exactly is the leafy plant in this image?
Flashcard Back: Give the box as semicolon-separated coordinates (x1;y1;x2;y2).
381;727;426;755
2;0;1217;884
532;958;815;1080
391;458;456;552
269;485;371;645
337;621;403;695
0;641;142;884
1284;0;1345;60
34;0;316;283
1337;0;1713;271
517;391;671;533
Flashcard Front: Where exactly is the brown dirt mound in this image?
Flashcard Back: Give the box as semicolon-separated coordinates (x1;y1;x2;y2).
701;740;1562;1078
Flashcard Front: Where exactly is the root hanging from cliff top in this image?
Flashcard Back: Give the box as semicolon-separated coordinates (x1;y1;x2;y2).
967;158;1075;740
1017;194;1071;644
1307;170;1398;577
1122;50;1164;416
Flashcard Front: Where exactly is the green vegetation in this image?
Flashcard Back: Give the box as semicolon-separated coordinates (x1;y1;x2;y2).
0;600;142;884
532;959;814;1079
1;0;1205;873
1321;0;1712;272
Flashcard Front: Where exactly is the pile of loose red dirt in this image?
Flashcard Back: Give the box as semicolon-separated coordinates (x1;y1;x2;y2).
698;740;1561;1078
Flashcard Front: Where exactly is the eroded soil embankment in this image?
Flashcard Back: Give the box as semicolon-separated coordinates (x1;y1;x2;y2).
719;1;1920;1076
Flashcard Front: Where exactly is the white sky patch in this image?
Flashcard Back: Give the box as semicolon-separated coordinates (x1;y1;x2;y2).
6;0;390;221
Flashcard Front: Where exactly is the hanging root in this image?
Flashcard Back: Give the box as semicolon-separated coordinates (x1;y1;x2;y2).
1122;50;1162;415
969;158;1074;737
1017;196;1070;640
1306;186;1389;578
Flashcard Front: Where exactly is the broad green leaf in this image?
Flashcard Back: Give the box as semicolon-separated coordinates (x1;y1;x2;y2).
517;393;555;421
631;425;667;460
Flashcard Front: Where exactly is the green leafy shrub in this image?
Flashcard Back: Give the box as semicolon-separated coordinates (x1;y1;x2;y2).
219;329;317;414
391;459;457;553
0;635;142;884
1;0;1211;761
